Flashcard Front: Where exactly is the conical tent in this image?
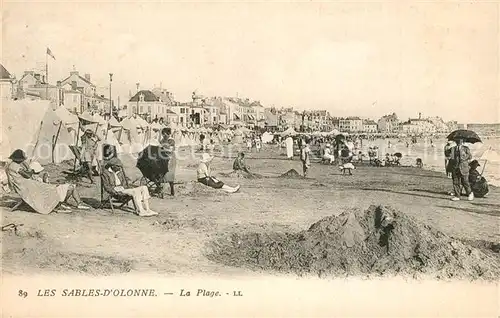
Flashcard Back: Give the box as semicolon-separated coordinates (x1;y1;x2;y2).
108;117;121;127
78;111;95;123
55;106;79;128
135;116;149;128
31;109;75;164
0;100;51;161
92;113;107;126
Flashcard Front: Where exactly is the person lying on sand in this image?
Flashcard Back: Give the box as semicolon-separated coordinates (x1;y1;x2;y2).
197;153;240;193
5;149;90;214
101;157;158;217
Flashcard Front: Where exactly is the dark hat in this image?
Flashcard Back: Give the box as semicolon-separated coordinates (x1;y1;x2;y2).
9;149;27;162
469;159;480;167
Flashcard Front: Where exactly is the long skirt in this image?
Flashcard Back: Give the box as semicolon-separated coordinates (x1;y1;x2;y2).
471;178;489;198
198;177;224;189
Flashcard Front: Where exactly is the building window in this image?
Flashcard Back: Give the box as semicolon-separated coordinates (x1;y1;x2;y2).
132;106;136;113
180;117;184;123
140;106;143;113
148;106;152;113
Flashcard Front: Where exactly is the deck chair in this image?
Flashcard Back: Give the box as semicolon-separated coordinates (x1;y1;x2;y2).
98;167;137;214
67;145;86;181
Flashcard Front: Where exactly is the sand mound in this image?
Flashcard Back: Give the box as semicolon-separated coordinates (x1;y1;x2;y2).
208;205;500;280
279;169;302;179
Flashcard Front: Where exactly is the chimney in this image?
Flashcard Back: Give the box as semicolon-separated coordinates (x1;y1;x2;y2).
56;81;61;87
71;81;77;91
419;112;422;120
85;74;91;82
34;74;41;82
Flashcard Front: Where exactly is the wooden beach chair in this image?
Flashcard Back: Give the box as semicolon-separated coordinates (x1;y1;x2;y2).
98;167;137;214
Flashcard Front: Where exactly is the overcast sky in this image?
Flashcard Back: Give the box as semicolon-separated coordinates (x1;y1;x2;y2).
1;1;499;123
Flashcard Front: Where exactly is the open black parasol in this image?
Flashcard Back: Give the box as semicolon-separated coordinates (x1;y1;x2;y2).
393;152;403;158
136;145;170;183
447;130;482;144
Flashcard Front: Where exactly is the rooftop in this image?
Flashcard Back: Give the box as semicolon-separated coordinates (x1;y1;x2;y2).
129;90;160;102
0;64;12;80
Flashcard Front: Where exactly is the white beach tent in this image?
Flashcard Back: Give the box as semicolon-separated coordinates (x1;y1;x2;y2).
92;113;107;126
31;109;75;164
135;116;149;128
119;117;142;153
0;100;50;162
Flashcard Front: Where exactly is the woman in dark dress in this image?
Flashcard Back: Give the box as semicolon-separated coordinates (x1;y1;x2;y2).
468;160;489;198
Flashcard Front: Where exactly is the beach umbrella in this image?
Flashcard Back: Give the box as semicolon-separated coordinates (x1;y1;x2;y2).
447;129;481;144
479;147;500;175
393;152;403;158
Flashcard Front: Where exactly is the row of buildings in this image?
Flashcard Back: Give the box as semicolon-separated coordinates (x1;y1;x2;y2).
0;64;464;134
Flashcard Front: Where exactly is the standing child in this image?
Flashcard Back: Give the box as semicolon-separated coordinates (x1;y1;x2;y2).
255;137;262;153
300;139;311;178
246;138;252;152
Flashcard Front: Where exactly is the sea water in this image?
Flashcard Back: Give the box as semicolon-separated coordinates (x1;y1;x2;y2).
362;137;500;187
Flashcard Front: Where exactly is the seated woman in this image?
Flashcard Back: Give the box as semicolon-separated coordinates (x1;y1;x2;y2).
233;152;251;173
322;144;335;164
5;149;90;214
340;146;352;164
468;160;489;198
101;157;158;217
197;153;240;193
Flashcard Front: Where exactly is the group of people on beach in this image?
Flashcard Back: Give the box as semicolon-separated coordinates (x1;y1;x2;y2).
3;125;243;217
444;139;489;201
2;127;492;218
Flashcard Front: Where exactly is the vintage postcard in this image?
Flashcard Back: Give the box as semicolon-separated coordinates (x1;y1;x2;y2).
1;1;499;317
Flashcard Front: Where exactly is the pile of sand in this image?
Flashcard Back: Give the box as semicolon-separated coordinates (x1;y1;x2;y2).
279;169;302;179
208;205;500;280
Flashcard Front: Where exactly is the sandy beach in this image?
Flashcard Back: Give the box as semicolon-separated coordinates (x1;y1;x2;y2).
1;145;499;278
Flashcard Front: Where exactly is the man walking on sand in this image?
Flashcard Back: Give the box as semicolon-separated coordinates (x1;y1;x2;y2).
450;138;473;201
300;138;311;178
